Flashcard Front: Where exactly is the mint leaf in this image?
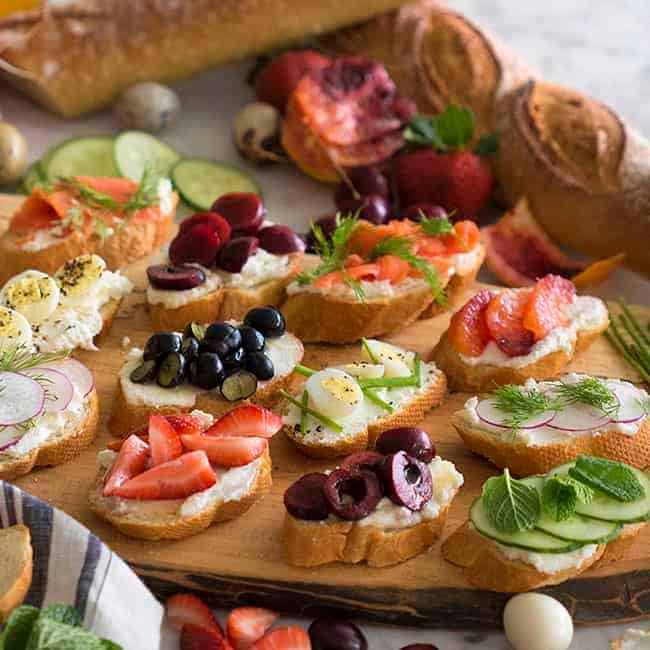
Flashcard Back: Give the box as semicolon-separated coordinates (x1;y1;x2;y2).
404;105;474;151
542;476;594;522
475;131;500;157
3;606;39;650
482;468;540;533
26;617;117;650
569;456;645;502
40;605;81;628
99;641;121;649
403;115;447;149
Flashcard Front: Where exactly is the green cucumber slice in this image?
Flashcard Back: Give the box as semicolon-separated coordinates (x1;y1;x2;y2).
170;158;260;211
469;498;583;553
19;160;45;193
114;130;180;181
44;136;118;180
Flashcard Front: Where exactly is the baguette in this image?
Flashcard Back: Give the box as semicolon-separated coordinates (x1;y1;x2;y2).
0;525;33;623
611;628;650;650
0;0;407;117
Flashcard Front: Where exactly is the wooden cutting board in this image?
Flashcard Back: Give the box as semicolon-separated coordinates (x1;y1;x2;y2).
1;193;649;628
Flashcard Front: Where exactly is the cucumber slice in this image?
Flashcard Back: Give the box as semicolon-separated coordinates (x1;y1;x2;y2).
19;160;45;194
44;136;117;180
170;158;260;211
469;498;583;553
548;462;650;523
114;131;180;181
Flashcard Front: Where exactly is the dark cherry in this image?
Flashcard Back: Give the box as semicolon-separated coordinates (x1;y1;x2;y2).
284;473;329;521
205;323;241;351
244;306;285;338
169;223;221;267
218;236;259;273
337;194;391;225
257;224;306;255
382;451;432;511
156;351;186;388
323;469;382;521
334;166;390;205
146;264;206;291
400;645;438;650
222;346;245;369
238;325;265;352
340;451;385;477
189;352;225;390
181;336;199;360
244;351;275;380
375;428;435;463
401;204;448;222
211;192;265;235
178;211;232;243
308;618;368;650
143;332;181;361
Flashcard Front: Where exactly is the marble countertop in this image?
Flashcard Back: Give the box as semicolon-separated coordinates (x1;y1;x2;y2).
1;1;649;648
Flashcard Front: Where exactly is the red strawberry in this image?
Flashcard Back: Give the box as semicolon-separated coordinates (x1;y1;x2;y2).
181;624;233;650
164;413;205;437
227;607;278;649
393;149;448;208
166;593;223;635
251;626;311;649
439;151;493;218
103;435;149;496
169;223;221;266
106;433;148;451
180;436;268;467
113;451;216;499
148;415;182;466
180;211;232;244
205;406;282;439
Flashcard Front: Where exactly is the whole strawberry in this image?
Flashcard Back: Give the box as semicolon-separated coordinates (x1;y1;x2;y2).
440;150;494;218
392;149;448;207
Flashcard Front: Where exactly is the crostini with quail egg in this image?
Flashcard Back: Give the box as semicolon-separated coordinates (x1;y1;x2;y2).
443;457;649;592
453;374;650;477
281;338;446;459
432;275;609;392
0;346;98;480
108;306;303;435
0;254;132;353
90;406;279;540
283;426;463;567
281;214;484;344
0;173;177;284
146;193;305;332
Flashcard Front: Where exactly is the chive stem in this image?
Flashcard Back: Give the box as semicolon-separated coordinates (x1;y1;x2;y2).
278;390;343;432
362;387;394;413
294;364;316;377
299;391;309;434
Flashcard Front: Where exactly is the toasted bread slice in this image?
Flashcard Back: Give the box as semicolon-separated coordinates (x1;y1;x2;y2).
0;525;33;623
611;628;650;649
148;254;302;332
88;448;272;540
443;521;645;592
0;389;99;481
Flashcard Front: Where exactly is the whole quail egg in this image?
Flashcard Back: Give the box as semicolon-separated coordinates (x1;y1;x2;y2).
114;82;180;132
0;121;27;186
232;101;285;164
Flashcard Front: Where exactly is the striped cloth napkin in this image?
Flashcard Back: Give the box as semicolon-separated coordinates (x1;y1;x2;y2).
0;481;177;649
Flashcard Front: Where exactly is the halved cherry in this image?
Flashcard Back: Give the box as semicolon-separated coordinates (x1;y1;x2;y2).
147;264;207;290
447;289;494;357
257;225;306;254
211;193;265;235
218;237;259;273
485;289;535;357
523;274;576;340
179;211;232;244
169;223;221;266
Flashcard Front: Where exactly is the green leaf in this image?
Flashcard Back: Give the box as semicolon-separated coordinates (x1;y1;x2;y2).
542;476;594;522
569;456;645;502
474;131;500;157
482;468;540;533
98;641;121;650
3;605;39;650
403;115;447;149
26;617;119;650
40;605;82;627
404;105;475;151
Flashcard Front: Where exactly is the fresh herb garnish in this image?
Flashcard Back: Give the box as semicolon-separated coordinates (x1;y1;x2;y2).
482;468;541;533
419;214;455;237
639;397;650;416
299;391;309;435
58;177;120;210
492;384;554;432
362;387;394;413
542;475;594;522
278;389;343;432
569;455;645;502
605;298;650;384
123;163;161;214
553;377;619;417
0;345;67;373
294;364;316;377
343;273;366;302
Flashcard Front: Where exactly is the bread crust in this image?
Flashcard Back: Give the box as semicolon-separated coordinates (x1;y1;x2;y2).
432;321;608;393
88;449;272;541
453;413;650;477
284;502;452;568
284;369;447;459
0;525;33;623
0;389;99;481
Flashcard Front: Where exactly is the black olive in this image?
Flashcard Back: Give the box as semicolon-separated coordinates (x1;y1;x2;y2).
221;370;258;401
181;336;200;360
190;352;225;390
156;351;186;388
244;351;274;380
143;332;182;361
183;321;205;341
205;322;242;351
238;325;265;352
129;360;157;383
200;338;230;358
244;306;285;338
223;346;245;369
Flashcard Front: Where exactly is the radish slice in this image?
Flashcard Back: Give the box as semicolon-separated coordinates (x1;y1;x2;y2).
44;358;94;398
611;384;647;424
22;367;73;413
0;426;20;451
475;397;556;429
547;403;611;432
0;372;45;426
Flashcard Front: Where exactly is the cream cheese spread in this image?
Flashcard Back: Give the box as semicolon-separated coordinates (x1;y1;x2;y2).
216;248;291;288
495;541;599;574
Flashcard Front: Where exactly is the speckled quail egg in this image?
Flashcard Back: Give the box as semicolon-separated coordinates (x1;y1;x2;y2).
503;593;573;650
0;270;60;324
339;361;385;379
0;121;27;186
0;306;33;352
232;101;285;164
54;254;106;306
306;368;364;419
362;339;414;378
114;82;180;132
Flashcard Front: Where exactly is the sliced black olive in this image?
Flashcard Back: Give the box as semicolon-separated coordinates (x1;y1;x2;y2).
238;325;265;352
221;370;258;401
243;306;285;338
156;351;186;388
143;332;182;361
129;360;157;384
244;351;274;380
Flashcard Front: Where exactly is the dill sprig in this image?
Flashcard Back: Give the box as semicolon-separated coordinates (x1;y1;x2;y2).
124;163;161;214
553;377;619;417
0;345;68;373
58;177;120;210
492;384;555;432
419;214;455;237
343;274;366;302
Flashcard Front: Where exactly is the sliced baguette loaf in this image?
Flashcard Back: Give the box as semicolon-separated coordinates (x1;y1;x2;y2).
0;525;33;622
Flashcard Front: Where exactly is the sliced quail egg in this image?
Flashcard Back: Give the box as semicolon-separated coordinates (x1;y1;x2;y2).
339;362;385;379
54;254;106;306
0;306;33;352
0;270;60;324
306;368;363;419
362;339;414;378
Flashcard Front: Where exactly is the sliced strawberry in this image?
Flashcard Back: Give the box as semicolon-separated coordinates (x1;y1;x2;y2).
523;274;576;341
182;624;233;650
103;435;149;497
485;289;535;357
251;626;311;650
181;436;268;468
227;607;278;649
165;413;205;436
106;432;148;451
447;289;494;357
180;211;232;244
170;223;221;266
113;451;217;500
149;415;183;466
205;406;282;439
166;593;224;635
